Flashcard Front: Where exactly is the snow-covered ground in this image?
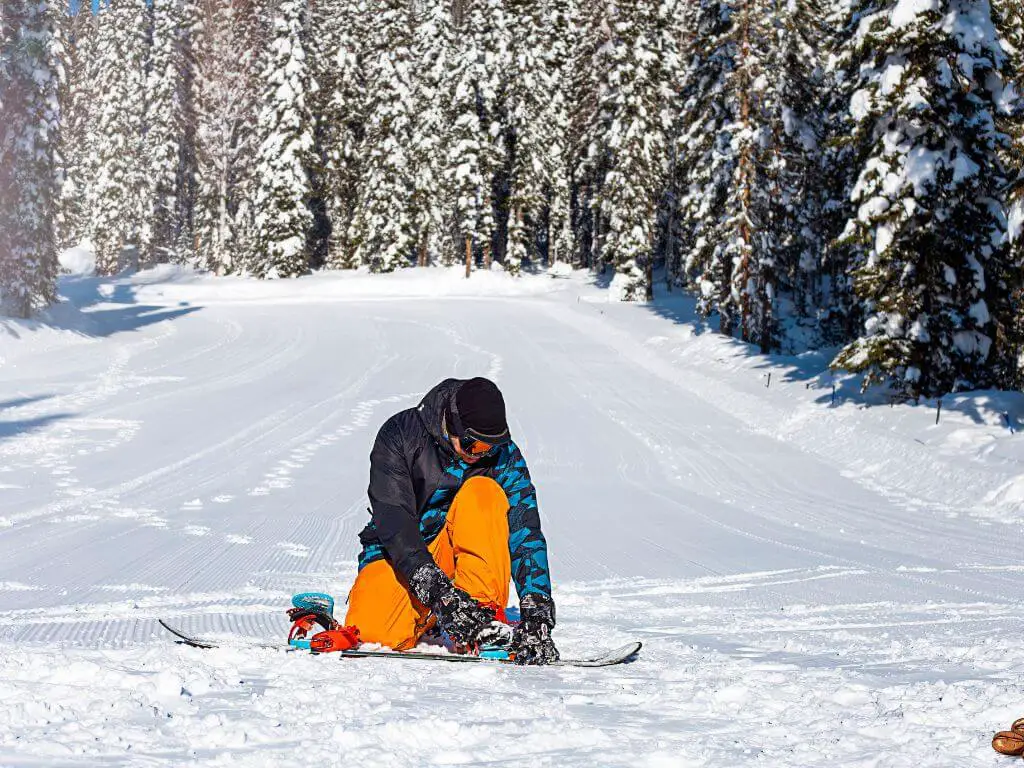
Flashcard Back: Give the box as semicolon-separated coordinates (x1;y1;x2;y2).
1;265;1022;767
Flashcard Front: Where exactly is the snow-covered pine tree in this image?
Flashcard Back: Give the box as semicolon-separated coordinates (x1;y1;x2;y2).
0;0;62;317
673;0;740;317
248;0;316;278
310;0;365;270
831;0;1015;398
819;0;869;345
409;0;452;268
716;0;774;342
596;0;673;301
475;0;508;270
55;6;97;251
674;0;789;343
1;6;9;237
85;0;149;275
653;0;688;289
142;0;199;268
990;0;1024;387
765;0;828;339
705;0;826;352
568;0;613;270
192;0;263;275
539;0;575;267
993;0;1022;255
503;0;548;274
347;0;416;272
444;0;490;273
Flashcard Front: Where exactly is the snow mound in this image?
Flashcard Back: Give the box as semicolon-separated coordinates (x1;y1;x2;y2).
547;261;576;279
59;245;97;277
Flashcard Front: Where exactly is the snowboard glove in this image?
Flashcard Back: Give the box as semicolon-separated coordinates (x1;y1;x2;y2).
408;562;497;647
510;593;559;665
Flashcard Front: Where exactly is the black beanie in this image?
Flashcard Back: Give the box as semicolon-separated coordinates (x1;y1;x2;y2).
455;378;508;438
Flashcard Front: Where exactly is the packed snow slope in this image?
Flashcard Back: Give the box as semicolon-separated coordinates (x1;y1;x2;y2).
1;265;1023;767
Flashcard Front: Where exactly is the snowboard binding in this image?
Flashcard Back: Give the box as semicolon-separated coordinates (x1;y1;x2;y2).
287;592;360;653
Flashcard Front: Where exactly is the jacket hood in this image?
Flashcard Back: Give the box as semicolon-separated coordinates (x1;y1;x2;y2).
416;378;462;453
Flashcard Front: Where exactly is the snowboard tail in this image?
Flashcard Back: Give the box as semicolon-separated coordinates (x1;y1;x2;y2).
158;619;641;667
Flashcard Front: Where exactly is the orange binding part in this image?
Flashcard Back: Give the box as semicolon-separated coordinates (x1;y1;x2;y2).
287;607;339;646
310;625;361;653
288;614;319;645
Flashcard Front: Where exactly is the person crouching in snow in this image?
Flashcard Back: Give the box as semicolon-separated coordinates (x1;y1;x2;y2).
344;377;559;665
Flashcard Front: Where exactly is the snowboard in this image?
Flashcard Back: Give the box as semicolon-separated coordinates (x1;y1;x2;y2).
158;619;642;668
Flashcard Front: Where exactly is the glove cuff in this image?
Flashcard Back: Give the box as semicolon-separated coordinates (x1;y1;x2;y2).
519;593;556;627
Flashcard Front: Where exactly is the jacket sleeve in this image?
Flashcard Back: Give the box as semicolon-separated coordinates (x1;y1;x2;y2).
366;417;432;581
497;442;552;601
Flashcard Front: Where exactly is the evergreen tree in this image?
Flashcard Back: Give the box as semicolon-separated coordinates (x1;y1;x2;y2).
594;0;673;301
348;0;415;272
85;0;149;275
706;0;825;351
409;0;452;268
310;0;365;270
56;5;96;251
672;0;794;341
475;0;508;269
192;0;262;274
653;0;688;288
717;0;774;342
992;0;1024;387
249;0;316;278
765;0;828;341
994;0;1022;256
504;0;548;274
539;0;575;266
444;0;491;272
820;0;870;345
831;0;1014;397
0;0;62;317
143;0;199;267
568;0;613;270
1;6;10;229
673;0;741;315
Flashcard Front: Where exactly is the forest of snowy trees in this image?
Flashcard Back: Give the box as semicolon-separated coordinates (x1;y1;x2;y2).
1;0;1022;398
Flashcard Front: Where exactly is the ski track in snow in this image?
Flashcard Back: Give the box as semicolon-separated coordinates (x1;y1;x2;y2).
0;270;1021;766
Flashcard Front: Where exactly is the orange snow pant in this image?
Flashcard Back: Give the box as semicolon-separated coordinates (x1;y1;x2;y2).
344;476;511;650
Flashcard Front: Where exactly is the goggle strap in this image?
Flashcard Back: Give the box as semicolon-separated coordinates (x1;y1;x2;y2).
463;427;510;444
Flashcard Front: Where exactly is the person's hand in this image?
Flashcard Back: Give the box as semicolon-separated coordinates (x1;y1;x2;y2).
409;563;495;646
510;594;559;665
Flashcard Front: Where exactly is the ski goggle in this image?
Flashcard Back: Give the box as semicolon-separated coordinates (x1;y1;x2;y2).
460;438;498;457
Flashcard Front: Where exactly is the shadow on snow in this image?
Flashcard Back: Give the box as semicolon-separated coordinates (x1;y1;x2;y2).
618;272;1024;430
0;273;200;341
0;395;57;411
0;413;74;444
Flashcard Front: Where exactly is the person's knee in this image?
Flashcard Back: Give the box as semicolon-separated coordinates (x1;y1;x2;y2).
458;476;508;510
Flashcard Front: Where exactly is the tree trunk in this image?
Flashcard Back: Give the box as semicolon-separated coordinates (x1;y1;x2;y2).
646;251;654;302
464;234;472;278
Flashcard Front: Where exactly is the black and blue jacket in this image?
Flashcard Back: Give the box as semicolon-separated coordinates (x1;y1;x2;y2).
357;379;552;601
